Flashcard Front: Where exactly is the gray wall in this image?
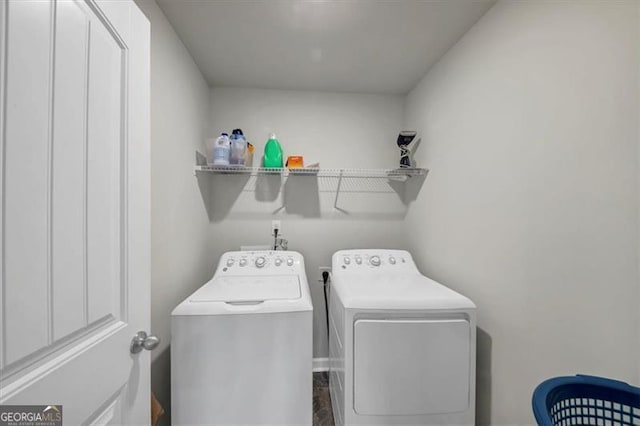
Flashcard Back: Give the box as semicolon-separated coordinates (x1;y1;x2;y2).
134;1;212;424
136;1;640;424
207;86;408;358
403;1;640;424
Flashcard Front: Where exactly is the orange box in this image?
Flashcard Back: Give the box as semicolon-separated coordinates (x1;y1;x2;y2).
286;156;304;169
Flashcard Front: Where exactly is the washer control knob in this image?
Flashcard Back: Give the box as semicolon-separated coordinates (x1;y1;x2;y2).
226;258;235;267
343;256;351;265
389;256;396;265
370;255;381;267
355;256;362;265
286;257;294;266
275;258;282;266
239;258;247;267
255;256;266;268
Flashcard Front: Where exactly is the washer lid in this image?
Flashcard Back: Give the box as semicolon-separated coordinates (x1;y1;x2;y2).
332;273;476;310
190;275;301;303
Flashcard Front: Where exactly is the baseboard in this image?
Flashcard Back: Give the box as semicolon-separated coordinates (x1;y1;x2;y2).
313;357;329;372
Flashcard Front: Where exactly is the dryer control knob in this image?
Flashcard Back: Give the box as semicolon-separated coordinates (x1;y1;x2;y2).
239;258;247;267
286;257;294;266
389;256;396;265
255;256;266;268
275;258;282;266
343;256;351;265
355;256;362;265
226;258;235;267
370;255;381;267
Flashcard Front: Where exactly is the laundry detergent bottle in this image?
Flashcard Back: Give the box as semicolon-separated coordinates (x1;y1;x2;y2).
229;133;247;165
263;133;283;168
211;132;230;165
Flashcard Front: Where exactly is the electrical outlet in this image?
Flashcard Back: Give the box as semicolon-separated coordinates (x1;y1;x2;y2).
318;266;331;283
271;220;281;236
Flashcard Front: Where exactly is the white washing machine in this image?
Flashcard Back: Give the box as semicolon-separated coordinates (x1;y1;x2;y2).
329;249;476;426
171;250;313;426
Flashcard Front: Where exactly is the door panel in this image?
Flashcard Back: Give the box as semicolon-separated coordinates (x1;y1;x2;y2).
86;4;124;325
52;0;91;341
86;386;125;426
0;0;150;424
2;0;53;368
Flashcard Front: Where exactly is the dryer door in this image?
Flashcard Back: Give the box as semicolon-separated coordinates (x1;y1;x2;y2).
353;318;471;415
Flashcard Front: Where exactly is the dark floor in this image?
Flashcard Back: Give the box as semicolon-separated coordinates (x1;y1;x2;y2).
313;372;335;426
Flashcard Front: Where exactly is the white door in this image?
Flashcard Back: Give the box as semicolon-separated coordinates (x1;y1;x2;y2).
0;0;151;424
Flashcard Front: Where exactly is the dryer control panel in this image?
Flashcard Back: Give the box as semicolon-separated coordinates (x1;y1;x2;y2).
217;250;304;275
333;249;418;272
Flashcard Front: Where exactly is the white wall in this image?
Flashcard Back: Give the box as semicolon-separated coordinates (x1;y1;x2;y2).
637;0;640;380
404;1;640;424
207;87;408;358
134;2;640;424
133;1;212;424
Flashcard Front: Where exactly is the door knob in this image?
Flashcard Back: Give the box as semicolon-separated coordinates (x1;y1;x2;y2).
130;331;160;354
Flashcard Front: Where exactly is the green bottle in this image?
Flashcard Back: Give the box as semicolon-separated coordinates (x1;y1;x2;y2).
263;132;283;168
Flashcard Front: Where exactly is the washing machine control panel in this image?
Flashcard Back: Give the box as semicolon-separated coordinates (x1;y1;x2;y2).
335;250;416;271
218;251;303;274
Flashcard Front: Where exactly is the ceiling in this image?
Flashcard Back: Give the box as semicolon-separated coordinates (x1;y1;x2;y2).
156;0;495;95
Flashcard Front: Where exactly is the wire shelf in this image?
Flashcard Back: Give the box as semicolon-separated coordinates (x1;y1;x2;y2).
194;165;427;179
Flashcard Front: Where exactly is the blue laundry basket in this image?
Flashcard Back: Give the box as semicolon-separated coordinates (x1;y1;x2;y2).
532;374;640;426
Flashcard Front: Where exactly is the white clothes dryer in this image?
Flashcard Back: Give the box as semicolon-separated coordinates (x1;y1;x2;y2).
172;250;313;426
329;249;476;426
